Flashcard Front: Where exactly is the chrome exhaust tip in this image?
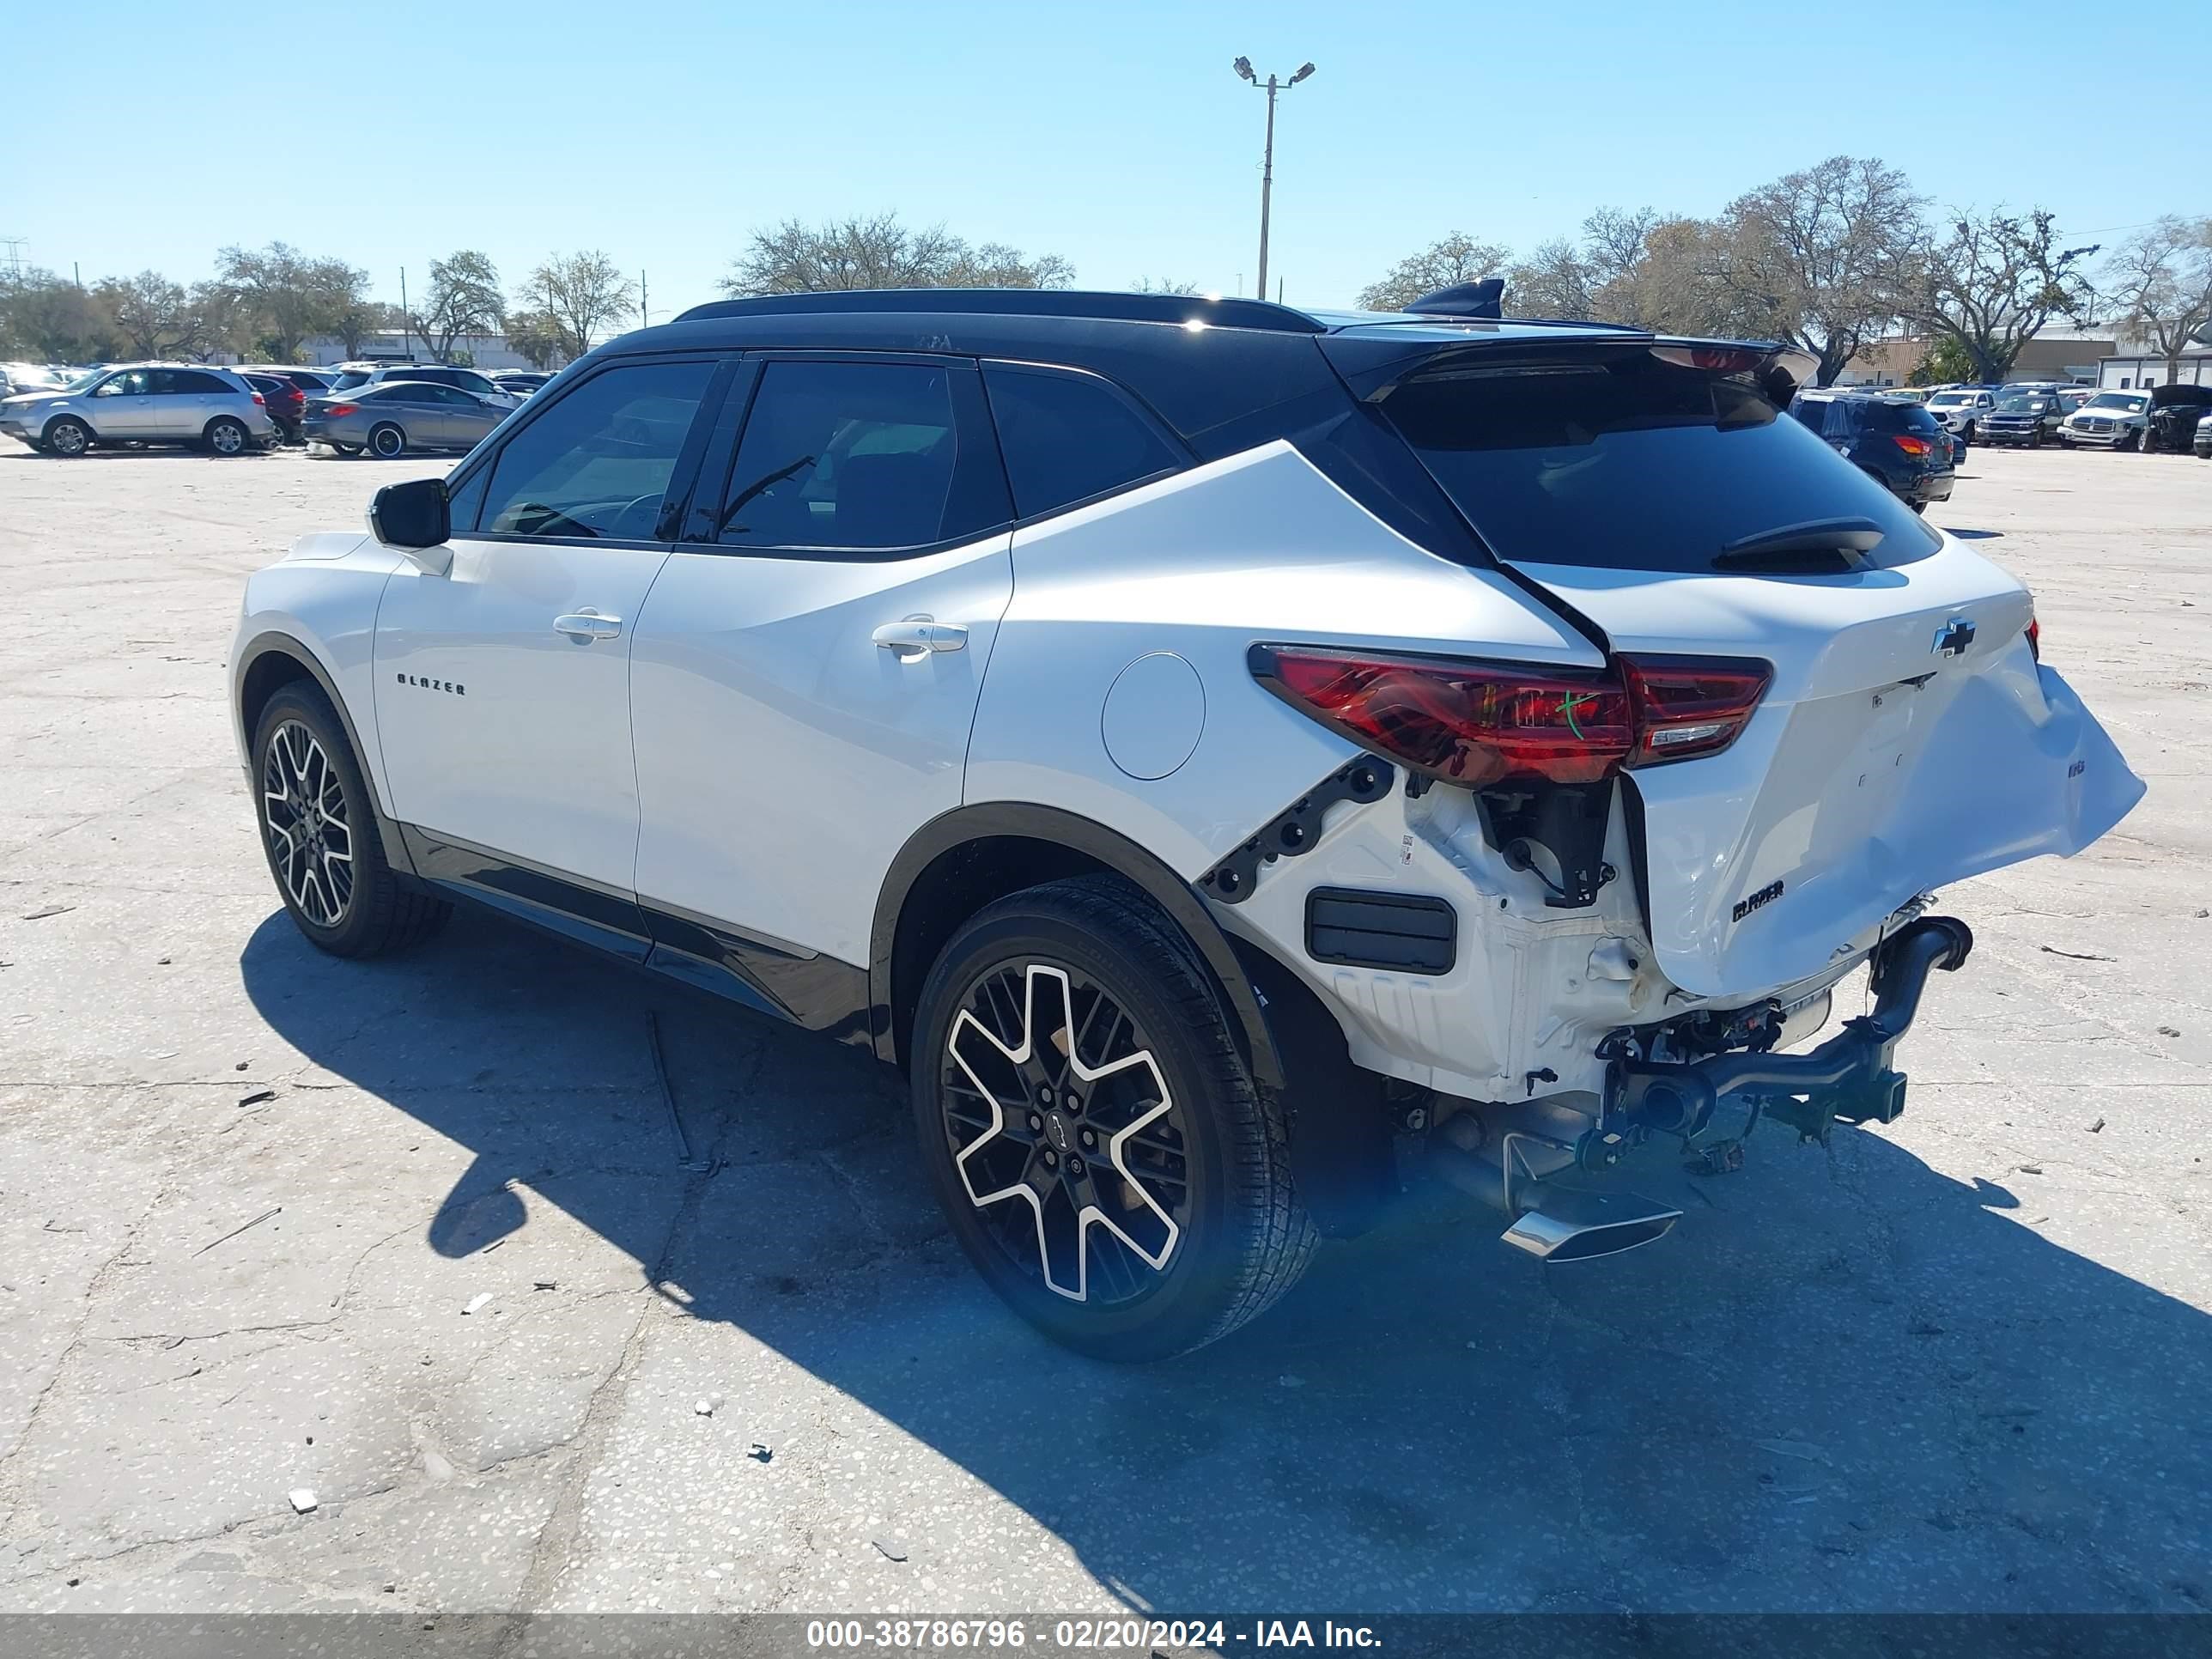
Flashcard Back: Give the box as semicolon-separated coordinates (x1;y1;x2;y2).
1498;1185;1682;1262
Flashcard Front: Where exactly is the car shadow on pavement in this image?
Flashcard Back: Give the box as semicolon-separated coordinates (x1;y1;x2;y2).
240;906;2211;1613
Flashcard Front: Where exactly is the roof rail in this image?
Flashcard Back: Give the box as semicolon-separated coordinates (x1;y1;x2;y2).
672;288;1325;335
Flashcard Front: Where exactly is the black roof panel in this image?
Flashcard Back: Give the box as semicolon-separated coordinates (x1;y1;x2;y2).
676;288;1324;335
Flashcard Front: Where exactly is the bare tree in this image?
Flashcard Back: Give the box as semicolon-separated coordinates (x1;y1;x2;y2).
515;252;636;359
1507;239;1596;320
1711;157;1924;385
1130;277;1202;295
94;271;211;360
410;251;505;362
1356;233;1511;312
2102;216;2212;380
722;213;1074;296
1905;207;2098;385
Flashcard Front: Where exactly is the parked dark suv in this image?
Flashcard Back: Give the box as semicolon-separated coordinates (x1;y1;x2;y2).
1789;389;1955;512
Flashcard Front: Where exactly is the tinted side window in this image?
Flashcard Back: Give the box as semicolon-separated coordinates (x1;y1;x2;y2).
1790;398;1833;438
982;365;1182;518
718;360;960;550
480;360;715;540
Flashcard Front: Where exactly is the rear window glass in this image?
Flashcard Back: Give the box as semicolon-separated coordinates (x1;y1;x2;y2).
1380;347;1940;573
982;365;1182;517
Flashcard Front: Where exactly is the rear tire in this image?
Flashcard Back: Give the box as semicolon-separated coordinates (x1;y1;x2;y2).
44;416;91;457
331;441;361;456
911;874;1316;1362
368;423;406;459
204;416;250;456
251;682;450;958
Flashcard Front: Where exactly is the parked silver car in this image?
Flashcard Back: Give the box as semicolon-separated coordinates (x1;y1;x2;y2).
324;362;521;410
302;380;506;459
0;362;277;456
0;362;70;398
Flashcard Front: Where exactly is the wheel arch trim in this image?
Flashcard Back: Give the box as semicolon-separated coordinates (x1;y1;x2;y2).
233;630;415;876
870;800;1286;1091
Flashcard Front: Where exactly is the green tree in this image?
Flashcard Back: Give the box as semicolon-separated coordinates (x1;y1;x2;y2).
0;269;119;362
213;242;368;362
410;250;505;362
1356;232;1510;312
722;213;1073;295
1908;337;1974;386
501;308;568;369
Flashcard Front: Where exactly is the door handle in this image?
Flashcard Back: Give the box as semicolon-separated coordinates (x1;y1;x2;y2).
553;610;623;641
872;617;967;659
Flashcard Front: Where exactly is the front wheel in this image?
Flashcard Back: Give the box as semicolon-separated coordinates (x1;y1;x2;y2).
204;416;250;456
368;422;406;459
252;683;450;957
911;875;1316;1361
44;416;91;457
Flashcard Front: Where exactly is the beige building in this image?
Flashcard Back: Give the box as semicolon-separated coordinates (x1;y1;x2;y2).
1838;330;2116;388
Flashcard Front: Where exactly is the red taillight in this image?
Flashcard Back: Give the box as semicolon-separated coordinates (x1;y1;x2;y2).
1892;434;1931;458
1252;645;1768;788
2025;617;2040;660
324;402;357;417
1619;655;1773;766
251;391;266;406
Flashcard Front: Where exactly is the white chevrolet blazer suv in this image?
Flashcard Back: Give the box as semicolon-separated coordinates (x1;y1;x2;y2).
228;288;2142;1359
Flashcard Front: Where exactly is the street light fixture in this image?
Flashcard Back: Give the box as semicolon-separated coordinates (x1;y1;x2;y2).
1232;56;1316;301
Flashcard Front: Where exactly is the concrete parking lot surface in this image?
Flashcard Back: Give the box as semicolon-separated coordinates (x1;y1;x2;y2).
0;444;2206;1616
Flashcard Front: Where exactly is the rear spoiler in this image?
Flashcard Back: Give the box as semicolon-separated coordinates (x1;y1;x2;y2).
1322;331;1820;410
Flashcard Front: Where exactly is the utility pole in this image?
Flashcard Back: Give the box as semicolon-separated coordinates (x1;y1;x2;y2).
399;268;410;359
640;270;649;329
1231;58;1315;302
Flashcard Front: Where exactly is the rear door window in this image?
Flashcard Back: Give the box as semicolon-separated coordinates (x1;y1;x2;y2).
981;363;1183;518
1379;344;1938;573
478;359;716;541
715;359;998;552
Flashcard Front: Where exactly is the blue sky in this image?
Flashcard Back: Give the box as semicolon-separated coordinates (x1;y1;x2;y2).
8;0;2207;319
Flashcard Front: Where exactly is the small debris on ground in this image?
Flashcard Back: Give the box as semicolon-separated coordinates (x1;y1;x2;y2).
2039;945;2112;961
191;1206;282;1257
237;1090;276;1109
21;905;75;921
463;1292;494;1316
872;1537;908;1563
693;1391;724;1417
749;1442;772;1463
2015;1163;2044;1176
2086;1116;2106;1133
532;1280;557;1291
288;1489;318;1514
2158;1024;2182;1037
157;956;172;965
234;1061;250;1072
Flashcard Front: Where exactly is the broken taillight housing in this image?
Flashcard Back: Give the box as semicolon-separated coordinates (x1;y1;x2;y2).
1249;645;1770;789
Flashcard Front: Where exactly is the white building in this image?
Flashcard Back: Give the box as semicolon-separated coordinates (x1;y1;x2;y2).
215;329;553;370
2097;344;2212;390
